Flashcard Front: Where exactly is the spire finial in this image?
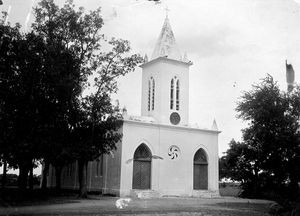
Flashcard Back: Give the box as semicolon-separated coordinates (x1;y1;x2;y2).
165;6;170;18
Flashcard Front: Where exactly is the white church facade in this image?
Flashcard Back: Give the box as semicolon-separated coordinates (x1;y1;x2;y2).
47;16;220;198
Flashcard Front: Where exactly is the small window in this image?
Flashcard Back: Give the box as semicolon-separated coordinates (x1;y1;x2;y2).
176;80;180;110
148;80;151;111
170;79;174;109
96;155;103;177
152;79;155;110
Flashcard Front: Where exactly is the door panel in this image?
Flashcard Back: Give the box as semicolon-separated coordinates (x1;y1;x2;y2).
132;161;140;189
132;160;151;189
140;162;151;189
199;164;208;189
193;164;200;189
193;164;208;190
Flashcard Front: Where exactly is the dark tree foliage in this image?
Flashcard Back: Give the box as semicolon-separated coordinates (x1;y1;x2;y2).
219;139;261;197
0;23;48;189
32;0;143;197
0;14;81;190
221;75;300;200
0;21;22;188
0;0;142;195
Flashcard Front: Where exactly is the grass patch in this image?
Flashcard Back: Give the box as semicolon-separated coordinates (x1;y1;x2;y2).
0;188;80;207
219;182;242;197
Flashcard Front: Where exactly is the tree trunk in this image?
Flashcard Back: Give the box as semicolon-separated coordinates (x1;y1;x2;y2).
2;160;7;189
253;167;259;198
28;165;34;190
41;161;49;190
78;159;88;198
18;165;29;191
55;166;62;191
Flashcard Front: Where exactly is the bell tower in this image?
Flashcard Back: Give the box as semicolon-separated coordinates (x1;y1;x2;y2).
140;16;192;126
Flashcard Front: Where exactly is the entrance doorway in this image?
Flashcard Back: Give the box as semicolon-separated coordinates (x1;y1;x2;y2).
132;144;152;189
193;148;208;190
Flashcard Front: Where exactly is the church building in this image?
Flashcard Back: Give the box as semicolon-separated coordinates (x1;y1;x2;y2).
47;16;220;198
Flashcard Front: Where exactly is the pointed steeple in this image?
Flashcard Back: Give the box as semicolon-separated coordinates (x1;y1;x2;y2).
151;16;181;61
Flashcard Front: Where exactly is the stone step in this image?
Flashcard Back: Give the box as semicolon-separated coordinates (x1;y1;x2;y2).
130;190;161;199
192;190;220;198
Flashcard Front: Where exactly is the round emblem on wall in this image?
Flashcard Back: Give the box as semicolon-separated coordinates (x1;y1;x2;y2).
170;112;181;125
168;145;180;160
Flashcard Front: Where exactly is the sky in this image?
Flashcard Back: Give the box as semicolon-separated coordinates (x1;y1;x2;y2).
1;0;300;174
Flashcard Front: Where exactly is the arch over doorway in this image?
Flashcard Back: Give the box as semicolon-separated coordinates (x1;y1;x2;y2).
193;148;208;190
132;144;152;189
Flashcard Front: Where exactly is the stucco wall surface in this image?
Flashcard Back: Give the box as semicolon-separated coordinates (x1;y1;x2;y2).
119;120;219;197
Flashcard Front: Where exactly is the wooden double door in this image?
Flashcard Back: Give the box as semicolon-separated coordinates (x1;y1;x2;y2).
193;163;208;189
132;144;152;190
193;148;208;190
132;159;151;189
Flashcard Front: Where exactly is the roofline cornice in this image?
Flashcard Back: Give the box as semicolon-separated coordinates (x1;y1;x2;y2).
140;57;193;68
123;119;221;134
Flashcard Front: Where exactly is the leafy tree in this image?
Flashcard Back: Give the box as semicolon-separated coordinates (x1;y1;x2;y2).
220;139;262;197
0;11;81;190
37;38;81;191
0;23;46;189
0;20;22;188
1;0;142;195
221;75;300;200
32;0;143;197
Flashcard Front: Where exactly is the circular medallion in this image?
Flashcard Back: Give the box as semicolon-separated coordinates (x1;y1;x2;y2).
170;112;180;125
168;145;180;160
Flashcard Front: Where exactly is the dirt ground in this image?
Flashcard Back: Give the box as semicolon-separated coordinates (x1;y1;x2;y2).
0;196;274;216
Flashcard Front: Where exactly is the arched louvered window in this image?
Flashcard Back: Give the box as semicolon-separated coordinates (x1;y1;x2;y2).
133;144;152;160
170;79;174;109
194;149;207;164
193;148;208;190
152;78;155;110
170;76;180;110
148;80;151;111
176;80;180;110
147;77;155;111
